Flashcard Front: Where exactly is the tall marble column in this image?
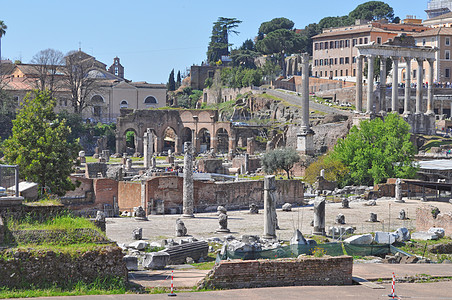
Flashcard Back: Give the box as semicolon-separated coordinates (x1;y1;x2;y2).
313;197;326;236
263;175;277;239
182;142;194;218
404;57;412;114
297;53;314;155
379;55;387;113
366;55;375;114
427;58;435;115
356;55;363;112
391;57;399;113
416;58;424;114
143;128;154;169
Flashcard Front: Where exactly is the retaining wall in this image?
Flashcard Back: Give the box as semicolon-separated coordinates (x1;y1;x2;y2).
198;256;353;289
0;246;127;288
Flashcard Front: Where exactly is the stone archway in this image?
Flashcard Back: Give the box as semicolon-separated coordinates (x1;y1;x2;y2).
216;128;229;154
180;127;192;152
163;127;177;153
124;128;138;155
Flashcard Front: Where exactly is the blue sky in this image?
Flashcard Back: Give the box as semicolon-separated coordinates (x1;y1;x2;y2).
1;0;428;84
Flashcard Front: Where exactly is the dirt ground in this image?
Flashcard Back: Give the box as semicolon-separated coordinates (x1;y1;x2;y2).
106;198;452;245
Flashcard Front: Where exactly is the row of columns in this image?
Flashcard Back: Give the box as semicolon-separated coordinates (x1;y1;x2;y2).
355;55;435;115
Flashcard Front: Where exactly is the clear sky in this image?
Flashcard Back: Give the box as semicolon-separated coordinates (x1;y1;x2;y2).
1;0;428;84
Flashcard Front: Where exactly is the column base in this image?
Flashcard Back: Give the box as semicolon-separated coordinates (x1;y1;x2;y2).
262;234;277;240
182;214;195;218
297;129;315;155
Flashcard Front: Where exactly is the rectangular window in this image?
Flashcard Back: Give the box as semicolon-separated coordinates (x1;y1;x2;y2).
447;37;451;46
320;43;324;50
446;68;451;78
330;41;334;49
340;58;344;64
325;42;328;49
320;71;323;77
446;50;450;60
314;60;318;66
423;39;426;46
329;58;334;65
359;38;363;44
340;70;343;76
345;57;350;64
353;69;356;76
346;69;348;76
352;39;357;46
377;37;382;44
353;57;357;63
345;40;350;47
315;43;319;50
340;40;344;48
335;41;339;48
335;58;338;65
364;37;368;44
324;59;328;65
413;69;417;79
335;70;338;76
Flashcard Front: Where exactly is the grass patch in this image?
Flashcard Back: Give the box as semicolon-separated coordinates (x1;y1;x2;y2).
7;215;100;233
0;276;129;298
420;138;452;153
190;261;216;270
396;237;452;262
24;198;62;206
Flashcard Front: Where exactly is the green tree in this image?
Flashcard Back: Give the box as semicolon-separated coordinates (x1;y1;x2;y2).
304;154;349;186
257;17;294;40
167;69;176;91
348;1;395;22
207;17;242;64
331;113;417;186
176;70;182;89
2;90;81;196
239;39;255;51
0;20;6;63
0;89;16;141
256;29;306;77
262;148;300;179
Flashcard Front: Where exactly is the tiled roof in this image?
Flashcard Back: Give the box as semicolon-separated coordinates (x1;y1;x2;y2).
413;27;452;37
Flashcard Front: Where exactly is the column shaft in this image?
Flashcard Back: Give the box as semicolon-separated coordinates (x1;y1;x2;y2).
427;59;435;115
404;57;411;114
379;56;387;113
392;57;399;113
366;55;374;114
356;55;363;112
301;53;310;131
416;58;423;114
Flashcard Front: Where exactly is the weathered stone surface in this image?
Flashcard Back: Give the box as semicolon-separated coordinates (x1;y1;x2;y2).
129;240;149;250
341;198;350;209
263;175;277;239
428;227;445;239
176;218;188;237
336;213;345;224
428;242;452;254
95;210;106;222
374;231;397;244
143;252;170;270
411;231;438;241
365;200;377;206
313;197;326;235
395;227;411;242
282;203;292;212
106;165;124;181
134;206;148;221
249;203;259;214
369;213;378;222
123;255;138;271
164;241;209;264
344;234;373;245
132;227;142;240
183;142;194;217
398;209;407;220
290;229;307;245
400;256;419;264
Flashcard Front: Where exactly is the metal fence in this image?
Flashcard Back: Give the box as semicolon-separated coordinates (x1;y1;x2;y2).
0;164;19;197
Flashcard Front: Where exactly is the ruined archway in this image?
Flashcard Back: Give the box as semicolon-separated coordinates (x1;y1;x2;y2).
180;127;192;151
216;128;229;154
163;127;177;153
124;128;137;155
198;128;211;153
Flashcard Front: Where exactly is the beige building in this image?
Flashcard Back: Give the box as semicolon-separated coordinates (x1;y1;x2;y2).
1;51;166;123
312;20;427;82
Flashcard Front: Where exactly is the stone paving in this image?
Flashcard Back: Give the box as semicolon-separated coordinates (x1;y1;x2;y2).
106;198;452;245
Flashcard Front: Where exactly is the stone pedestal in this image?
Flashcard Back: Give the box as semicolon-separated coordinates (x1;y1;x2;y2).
313;197;326;235
297;129;315;155
182;142;195;218
263;175;277;239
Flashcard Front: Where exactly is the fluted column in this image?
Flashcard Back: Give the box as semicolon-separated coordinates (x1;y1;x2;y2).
404;57;412;114
356;55;363;112
427;58;435;115
366;55;375;114
379;55;387;113
391;57;399;113
416;58;424;114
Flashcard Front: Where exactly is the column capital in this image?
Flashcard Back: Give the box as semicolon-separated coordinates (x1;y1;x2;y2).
415;57;424;63
391;56;399;61
403;56;412;62
301;52;310;64
427;58;435;64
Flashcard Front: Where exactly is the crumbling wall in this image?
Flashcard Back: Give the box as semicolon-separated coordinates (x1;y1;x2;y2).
198;256;353;289
0;246;127;289
416;205;452;236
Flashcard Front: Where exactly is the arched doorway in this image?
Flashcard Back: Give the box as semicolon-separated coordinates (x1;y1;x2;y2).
216;128;229;154
163;127;177;153
198;128;211;153
124;128;137;155
180;127;192;152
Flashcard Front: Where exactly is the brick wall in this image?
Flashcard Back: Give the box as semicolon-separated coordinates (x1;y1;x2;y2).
117;181;141;212
142;176;304;214
198;256;353;290
416;205;452;236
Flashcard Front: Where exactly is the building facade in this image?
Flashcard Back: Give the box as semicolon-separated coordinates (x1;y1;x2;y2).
312;20;427;82
1;51;166;123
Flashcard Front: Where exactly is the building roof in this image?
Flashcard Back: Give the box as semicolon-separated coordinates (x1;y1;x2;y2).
425;11;452;22
413;27;452;37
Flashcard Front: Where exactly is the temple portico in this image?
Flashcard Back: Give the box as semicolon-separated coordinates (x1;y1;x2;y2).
354;35;438;134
